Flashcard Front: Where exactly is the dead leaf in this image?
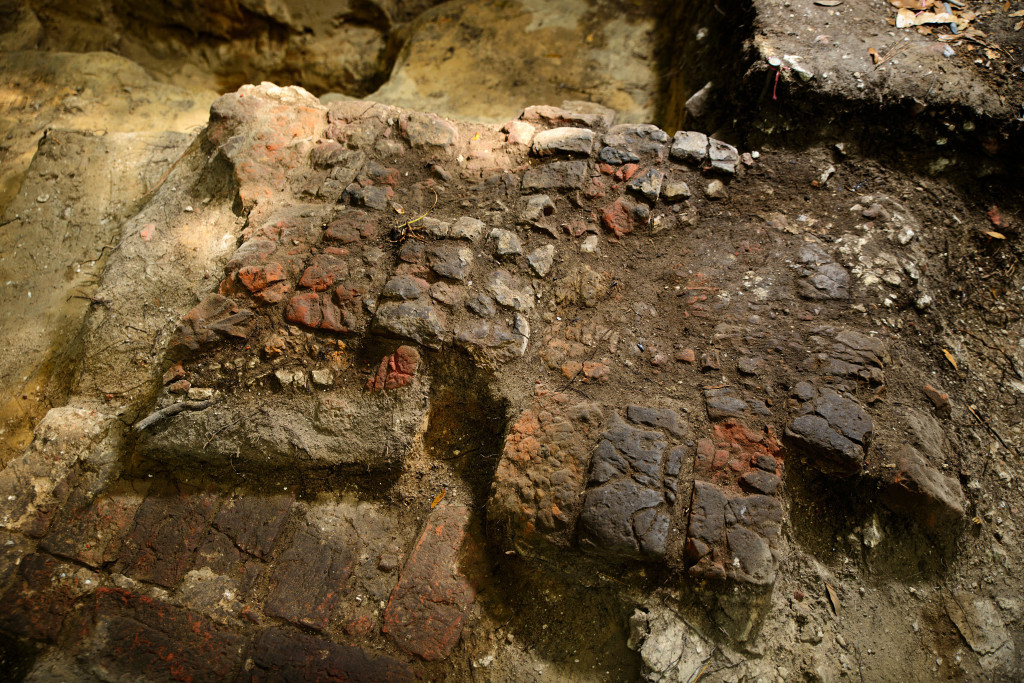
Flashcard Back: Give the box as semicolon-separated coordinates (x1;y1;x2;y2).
1010;9;1024;17
891;0;937;8
897;7;960;27
1015;20;1023;31
431;487;447;509
943;349;959;371
983;230;1007;239
826;583;841;617
985;48;1001;59
869;47;882;63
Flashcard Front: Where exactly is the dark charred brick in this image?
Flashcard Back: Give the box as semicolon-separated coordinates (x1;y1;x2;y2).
785;389;871;477
685;482;782;586
40;485;145;568
522;161;587;191
87;588;244;682
265;522;356;631
213;494;293;560
626;405;686;438
194;530;265;592
599;146;640;165
247;627;418;682
0;553;92;641
577;412;679;561
753;454;778;473
383;505;475;661
117;488;218;589
740;470;781;495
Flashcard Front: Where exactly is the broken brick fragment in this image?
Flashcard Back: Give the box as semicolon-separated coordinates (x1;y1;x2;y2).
367;345;421;391
600;197;648;237
284;292;322;329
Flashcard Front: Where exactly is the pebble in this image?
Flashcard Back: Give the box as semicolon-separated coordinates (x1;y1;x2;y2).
580;235;599;254
705;180;728;200
310;369;334;387
662;181;691;202
527;245;555;277
488;228;522;257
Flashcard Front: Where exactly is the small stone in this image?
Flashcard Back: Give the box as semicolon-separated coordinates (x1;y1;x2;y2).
187;387;215;401
382;275;429;300
737;356;762;375
708;139;740;175
862;203;889;221
466;294;497;318
520;195;555;224
273;370;306;390
670;131;709;165
627;169;664;202
399;112;458;149
419;217;451;238
430;281;463;306
451;216;485;241
485;270;534;312
662;181;691;202
675;348;696;363
580;235;599;254
528;245;556;277
504;120;535;146
168;380;191;394
922;384;951;417
532;127;595;156
427;244;474;282
311;369;334;387
489;229;523;257
598;146;640;165
705;180;728;200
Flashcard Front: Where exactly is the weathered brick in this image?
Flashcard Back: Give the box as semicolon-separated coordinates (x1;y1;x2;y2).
117;487;218;588
265;521;356;631
213;493;293;560
40;484;146;568
383;505;475;660
85;587;245;682
247;628;418;682
0;553;96;641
